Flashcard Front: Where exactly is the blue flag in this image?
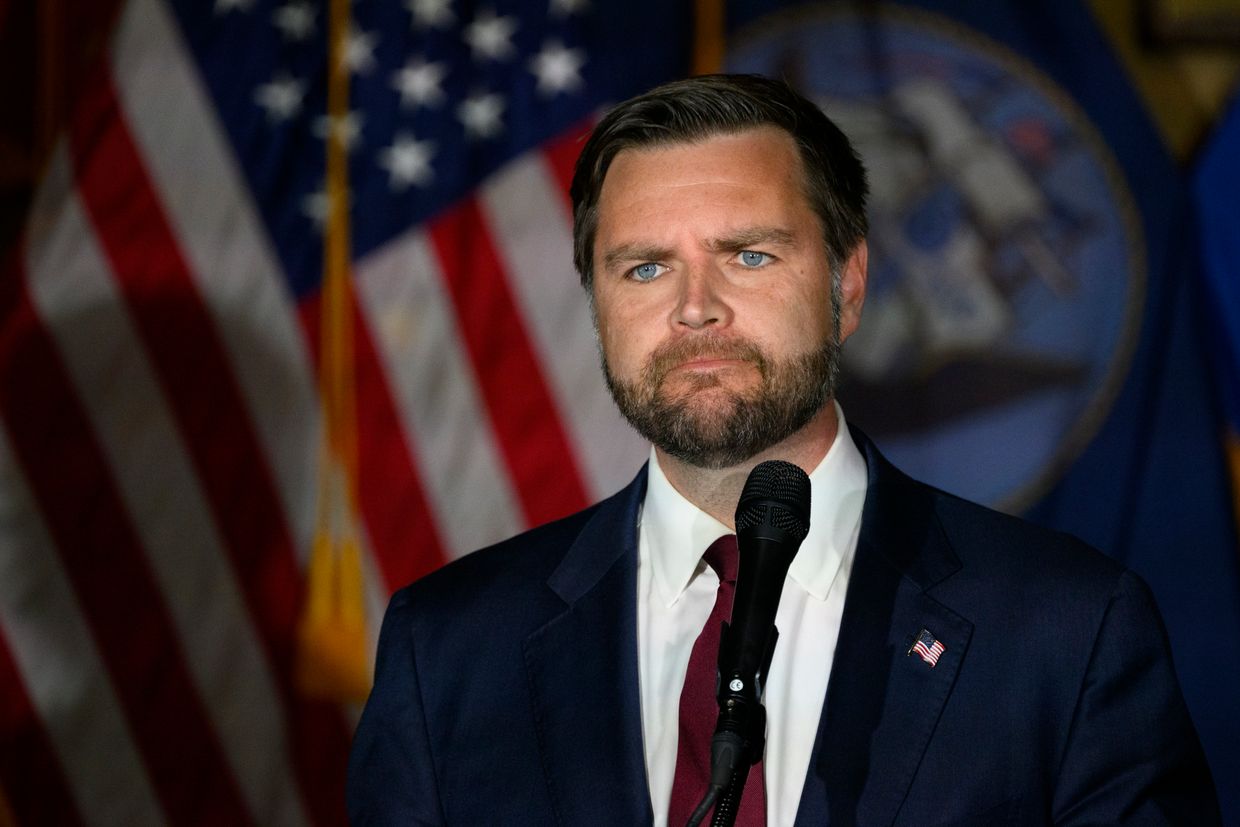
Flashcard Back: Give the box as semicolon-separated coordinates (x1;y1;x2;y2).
725;0;1240;818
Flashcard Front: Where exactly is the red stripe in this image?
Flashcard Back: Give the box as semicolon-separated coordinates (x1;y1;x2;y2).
0;625;85;827
541;117;596;215
0;251;252;826
429;199;590;527
67;67;349;824
298;294;448;590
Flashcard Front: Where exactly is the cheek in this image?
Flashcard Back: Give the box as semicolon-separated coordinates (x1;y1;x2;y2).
742;301;829;360
787;273;835;337
596;312;642;374
596;294;659;363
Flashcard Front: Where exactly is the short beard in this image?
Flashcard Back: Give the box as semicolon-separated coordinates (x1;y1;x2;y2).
604;330;841;470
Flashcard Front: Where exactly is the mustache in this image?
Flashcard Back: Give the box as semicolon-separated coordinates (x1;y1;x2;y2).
644;335;768;384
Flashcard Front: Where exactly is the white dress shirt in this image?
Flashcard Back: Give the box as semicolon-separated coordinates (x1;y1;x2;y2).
636;406;868;827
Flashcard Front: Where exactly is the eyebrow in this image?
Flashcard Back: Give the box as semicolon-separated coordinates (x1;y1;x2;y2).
600;243;674;272
705;226;797;252
599;227;797;272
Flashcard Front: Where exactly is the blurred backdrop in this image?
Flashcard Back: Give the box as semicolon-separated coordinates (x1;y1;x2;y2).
1;0;1239;824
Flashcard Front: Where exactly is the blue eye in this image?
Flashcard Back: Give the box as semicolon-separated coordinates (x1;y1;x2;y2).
738;250;771;268
631;262;663;281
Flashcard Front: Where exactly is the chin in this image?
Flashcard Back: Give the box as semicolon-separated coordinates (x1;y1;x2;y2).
661;372;759;401
669;394;754;431
661;390;750;421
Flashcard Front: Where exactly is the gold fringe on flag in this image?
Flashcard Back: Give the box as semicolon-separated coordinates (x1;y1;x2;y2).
296;0;370;702
1226;430;1240;543
692;0;725;76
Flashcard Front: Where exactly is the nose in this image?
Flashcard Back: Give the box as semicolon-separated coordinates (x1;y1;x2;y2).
673;262;732;331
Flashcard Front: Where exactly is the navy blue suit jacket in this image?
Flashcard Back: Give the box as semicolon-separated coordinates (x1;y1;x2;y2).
348;433;1218;825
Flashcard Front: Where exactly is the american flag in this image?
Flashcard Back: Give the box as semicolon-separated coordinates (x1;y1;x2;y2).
0;0;691;823
910;628;945;668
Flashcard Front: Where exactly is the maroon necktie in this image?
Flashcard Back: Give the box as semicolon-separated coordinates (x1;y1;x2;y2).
668;534;765;826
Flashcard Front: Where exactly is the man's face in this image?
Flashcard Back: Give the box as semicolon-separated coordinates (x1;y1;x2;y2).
591;127;866;469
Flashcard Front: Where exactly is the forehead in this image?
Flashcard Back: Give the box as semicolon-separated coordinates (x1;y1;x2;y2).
600;127;806;196
593;127;818;254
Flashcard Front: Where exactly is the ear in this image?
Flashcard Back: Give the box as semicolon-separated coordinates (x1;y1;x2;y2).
837;240;867;344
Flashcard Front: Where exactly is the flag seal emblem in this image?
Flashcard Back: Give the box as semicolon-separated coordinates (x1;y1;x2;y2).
728;4;1144;513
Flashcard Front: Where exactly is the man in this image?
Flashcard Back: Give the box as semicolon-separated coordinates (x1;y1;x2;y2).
348;74;1218;826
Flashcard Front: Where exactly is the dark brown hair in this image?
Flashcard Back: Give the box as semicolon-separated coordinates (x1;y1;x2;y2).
570;73;868;288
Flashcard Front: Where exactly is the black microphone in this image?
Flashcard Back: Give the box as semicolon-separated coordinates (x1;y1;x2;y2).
722;460;811;710
691;460;810;826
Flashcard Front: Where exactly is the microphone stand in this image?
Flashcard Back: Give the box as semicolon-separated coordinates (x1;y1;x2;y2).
692;621;775;827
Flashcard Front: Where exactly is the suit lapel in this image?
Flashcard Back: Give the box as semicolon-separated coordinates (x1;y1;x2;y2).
796;434;974;827
522;469;654;826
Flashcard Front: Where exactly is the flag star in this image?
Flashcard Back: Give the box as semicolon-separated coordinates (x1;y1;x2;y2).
302;186;353;227
528;40;585;96
302;189;329;226
314;112;365;151
378;134;437;189
406;0;455;29
273;2;316;41
215;0;256;13
254;74;306;122
549;0;588;16
464;10;518;61
391;58;448;109
457;92;505;139
345;29;379;75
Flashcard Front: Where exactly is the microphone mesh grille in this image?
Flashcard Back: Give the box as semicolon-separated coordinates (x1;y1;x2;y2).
734;460;810;540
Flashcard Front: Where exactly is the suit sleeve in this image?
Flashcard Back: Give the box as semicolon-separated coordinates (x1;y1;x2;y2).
347;590;446;826
1052;570;1220;825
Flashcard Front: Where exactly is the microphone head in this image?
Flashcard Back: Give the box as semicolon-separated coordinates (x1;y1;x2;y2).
734;460;810;542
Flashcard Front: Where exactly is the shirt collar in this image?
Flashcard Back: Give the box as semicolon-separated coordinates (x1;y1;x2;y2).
641;402;868;606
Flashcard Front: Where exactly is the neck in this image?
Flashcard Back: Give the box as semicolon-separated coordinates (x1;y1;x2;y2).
654;403;840;529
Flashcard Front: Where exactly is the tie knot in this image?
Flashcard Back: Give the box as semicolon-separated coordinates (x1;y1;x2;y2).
703;534;739;585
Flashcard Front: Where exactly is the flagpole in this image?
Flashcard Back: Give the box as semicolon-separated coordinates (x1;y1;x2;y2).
297;0;370;703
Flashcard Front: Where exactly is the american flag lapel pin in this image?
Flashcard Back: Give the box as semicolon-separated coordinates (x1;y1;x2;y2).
908;628;946;668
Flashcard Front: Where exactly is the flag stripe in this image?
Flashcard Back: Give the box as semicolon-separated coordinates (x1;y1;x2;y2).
22;158;311;826
110;0;322;562
0;618;86;827
0;259;254;826
106;2;442;792
0;629;84;827
107;8;356;815
352;305;450;586
67;63;299;669
428;199;591;527
356;231;524;559
66;64;350;826
0;424;165;827
297;292;450;589
481;147;646;500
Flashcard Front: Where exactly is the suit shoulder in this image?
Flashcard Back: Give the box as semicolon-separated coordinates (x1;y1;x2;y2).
854;428;1129;604
854;426;1120;582
911;481;1135;618
936;486;1118;575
